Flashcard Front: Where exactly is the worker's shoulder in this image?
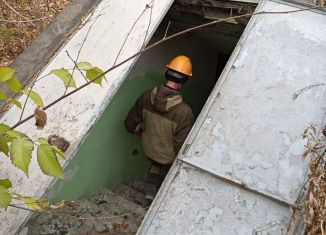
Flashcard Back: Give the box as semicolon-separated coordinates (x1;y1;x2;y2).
177;101;192;111
174;102;193;117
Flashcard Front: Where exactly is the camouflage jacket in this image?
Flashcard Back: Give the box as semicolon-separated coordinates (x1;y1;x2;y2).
125;85;194;165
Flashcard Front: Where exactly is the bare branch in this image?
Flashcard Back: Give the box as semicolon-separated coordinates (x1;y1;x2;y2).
113;1;152;65
0;17;48;23
163;21;171;39
63;8;103;95
77;4;107;31
66;206;149;220
9;204;37;213
19;84;34;121
142;0;155;49
65;51;88;83
35;72;51;83
293;83;326;100
9;6;325;131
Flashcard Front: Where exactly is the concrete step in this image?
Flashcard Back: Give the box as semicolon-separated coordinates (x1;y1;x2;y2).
127;179;158;195
26;188;148;235
113;184;149;207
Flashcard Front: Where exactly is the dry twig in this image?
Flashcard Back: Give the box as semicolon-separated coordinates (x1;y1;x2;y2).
295;125;326;234
66;206;149;220
63;7;103;94
142;0;155;49
113;1;154;65
163;21;171;39
8;6;325;131
0;17;48;23
293;83;326;100
0;0;29;21
19;84;34;121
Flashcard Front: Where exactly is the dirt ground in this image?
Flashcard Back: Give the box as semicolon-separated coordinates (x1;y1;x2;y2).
0;0;71;66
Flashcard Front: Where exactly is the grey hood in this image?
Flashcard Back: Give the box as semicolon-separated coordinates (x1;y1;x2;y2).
150;85;183;113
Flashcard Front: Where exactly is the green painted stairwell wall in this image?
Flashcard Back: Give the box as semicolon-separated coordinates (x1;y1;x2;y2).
49;73;212;202
48;34;218;203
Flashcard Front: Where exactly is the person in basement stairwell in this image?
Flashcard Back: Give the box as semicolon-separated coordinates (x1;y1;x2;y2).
124;55;194;201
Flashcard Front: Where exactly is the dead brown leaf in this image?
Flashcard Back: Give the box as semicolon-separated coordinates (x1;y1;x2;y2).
34;106;47;129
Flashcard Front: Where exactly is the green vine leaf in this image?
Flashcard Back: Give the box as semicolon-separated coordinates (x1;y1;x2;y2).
6;77;23;93
0;92;7;100
22;90;44;107
0;179;12;189
0;185;12;209
10;137;34;176
0;124;11;156
37;137;48;145
0;123;10;134
8;99;22;109
77;62;93;70
51;69;76;88
12;100;22;109
0;137;12;156
51;145;65;160
0;67;15;82
6;130;29;139
20;197;49;212
86;67;105;85
37;144;64;179
40;137;66;159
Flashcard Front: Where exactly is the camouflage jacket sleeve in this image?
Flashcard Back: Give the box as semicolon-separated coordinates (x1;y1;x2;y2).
124;93;144;133
173;104;194;154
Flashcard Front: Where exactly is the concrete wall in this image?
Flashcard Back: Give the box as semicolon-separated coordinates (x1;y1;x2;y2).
0;0;176;233
48;33;219;202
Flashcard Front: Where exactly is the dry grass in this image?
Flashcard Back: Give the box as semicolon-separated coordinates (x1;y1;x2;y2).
0;0;71;66
301;125;326;234
317;0;326;7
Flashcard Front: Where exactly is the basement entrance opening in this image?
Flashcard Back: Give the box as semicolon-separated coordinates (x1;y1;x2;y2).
25;1;256;234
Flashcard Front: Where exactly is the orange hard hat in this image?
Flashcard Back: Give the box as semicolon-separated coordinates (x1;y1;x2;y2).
167;55;192;77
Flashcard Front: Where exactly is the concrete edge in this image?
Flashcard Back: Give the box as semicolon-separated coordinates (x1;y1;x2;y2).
137;0;267;232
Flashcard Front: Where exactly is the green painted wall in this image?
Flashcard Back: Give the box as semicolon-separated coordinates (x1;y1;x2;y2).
49;71;211;202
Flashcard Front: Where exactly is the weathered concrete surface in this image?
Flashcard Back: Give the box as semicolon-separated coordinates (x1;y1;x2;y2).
0;0;101;100
143;163;291;235
139;0;326;234
182;0;326;204
0;0;173;234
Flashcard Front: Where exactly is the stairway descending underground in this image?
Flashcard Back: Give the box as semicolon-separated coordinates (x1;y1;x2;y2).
26;180;157;235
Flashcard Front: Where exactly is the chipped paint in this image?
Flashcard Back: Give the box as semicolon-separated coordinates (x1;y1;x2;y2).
0;0;174;233
143;164;291;234
139;0;326;234
183;0;326;204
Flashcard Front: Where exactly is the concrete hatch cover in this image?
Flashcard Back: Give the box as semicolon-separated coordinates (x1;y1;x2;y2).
181;0;326;205
254;222;288;235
